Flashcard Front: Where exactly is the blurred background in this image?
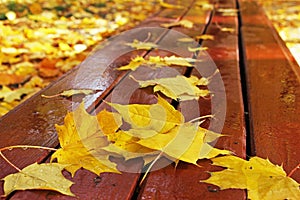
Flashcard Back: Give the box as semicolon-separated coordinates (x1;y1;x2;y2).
0;0;299;116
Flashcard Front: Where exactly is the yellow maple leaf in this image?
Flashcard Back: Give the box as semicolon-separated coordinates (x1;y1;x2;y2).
106;95;184;134
188;46;208;52
97;109;123;135
177;37;195;43
41;89;96;98
161;19;194;29
125;39;158;50
118;56;146;71
0;86;35;103
51;103;120;176
159;0;183;9
2;163;74;197
196;34;215;40
132;75;210;101
163;55;197;66
202;155;300;200
105;130;153;155
137;123;230;165
118;55;198;71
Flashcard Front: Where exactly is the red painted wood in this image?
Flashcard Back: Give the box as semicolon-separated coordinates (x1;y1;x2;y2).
138;0;247;199
0;0;199;199
240;0;300;182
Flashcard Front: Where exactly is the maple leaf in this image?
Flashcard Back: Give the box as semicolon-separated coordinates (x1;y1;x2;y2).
159;0;183;9
2;163;74;197
118;55;198;71
106;95;184;134
161;19;194;29
188;46;208;52
51;103;120;176
202;155;300;200
125;39;158;50
41;89;96;98
131;75;210;101
220;27;235;33
97;109;123;135
137;123;230;165
163;55;197;66
118;56;146;71
0;73;26;86
0;86;35;103
177;37;195;43
196;34;215;40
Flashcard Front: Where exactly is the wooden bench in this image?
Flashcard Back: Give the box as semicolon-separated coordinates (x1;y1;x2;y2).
0;0;299;199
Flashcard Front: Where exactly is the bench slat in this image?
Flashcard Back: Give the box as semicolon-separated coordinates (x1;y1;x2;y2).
1;0;203;199
138;0;247;199
240;0;300;182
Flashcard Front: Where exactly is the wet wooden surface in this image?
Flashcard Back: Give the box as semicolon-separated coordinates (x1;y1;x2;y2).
138;0;246;199
0;0;299;199
240;0;300;182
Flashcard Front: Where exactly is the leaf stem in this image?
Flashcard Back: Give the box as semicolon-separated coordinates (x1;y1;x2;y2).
288;163;300;177
139;151;164;186
41;93;62;98
0;151;21;172
188;114;214;123
207;69;220;81
0;145;57;152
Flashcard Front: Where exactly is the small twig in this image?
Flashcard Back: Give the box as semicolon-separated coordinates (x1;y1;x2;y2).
0;145;57;152
188;114;215;123
288;163;300;177
0;151;21;172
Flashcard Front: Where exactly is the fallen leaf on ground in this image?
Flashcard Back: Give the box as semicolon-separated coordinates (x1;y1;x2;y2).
137;123;230;165
118;56;146;71
161;19;194;29
188;46;208;52
2;163;74;197
202;155;300;200
0;73;27;86
125;39;158;50
131;75;210;101
159;0;183;9
196;34;215;40
41;89;96;98
177;37;195;42
220;27;235;33
217;8;239;16
118;55;198;71
0;86;35;103
106;95;184;133
51;103;120;176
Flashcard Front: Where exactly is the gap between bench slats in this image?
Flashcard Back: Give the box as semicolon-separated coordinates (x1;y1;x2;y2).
239;0;300;183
